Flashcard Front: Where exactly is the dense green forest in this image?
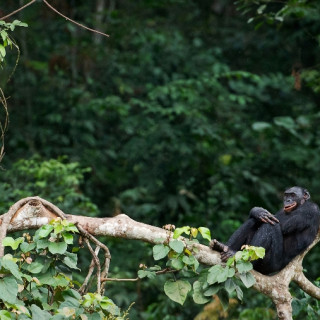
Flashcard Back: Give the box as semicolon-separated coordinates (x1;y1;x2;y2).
1;0;320;319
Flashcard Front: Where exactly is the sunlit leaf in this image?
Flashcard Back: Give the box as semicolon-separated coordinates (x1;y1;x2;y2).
164;280;191;305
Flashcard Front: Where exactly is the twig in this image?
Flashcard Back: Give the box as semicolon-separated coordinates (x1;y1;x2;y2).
0;0;37;21
43;0;109;38
100;254;111;293
75;222;111;294
6;38;20;84
0;88;9;163
0;0;109;38
76;223;111;265
101;268;178;282
84;238;101;294
103;277;139;282
79;246;100;294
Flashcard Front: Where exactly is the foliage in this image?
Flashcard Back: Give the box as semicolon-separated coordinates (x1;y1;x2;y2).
0;218;128;319
144;226;265;309
0;156;98;216
291;281;320;319
0;19;27;65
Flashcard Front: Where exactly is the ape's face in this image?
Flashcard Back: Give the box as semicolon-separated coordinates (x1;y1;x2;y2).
283;187;309;213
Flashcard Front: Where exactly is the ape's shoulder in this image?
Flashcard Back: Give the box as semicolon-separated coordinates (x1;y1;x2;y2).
305;201;320;214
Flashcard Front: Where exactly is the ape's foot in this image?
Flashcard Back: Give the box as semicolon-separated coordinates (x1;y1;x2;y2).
209;239;236;262
209;239;228;252
220;249;236;262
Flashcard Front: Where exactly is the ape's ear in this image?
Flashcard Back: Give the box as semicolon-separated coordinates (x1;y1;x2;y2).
303;189;310;200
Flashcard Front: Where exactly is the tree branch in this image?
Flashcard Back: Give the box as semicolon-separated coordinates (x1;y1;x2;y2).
0;0;36;21
0;0;109;38
43;0;109;38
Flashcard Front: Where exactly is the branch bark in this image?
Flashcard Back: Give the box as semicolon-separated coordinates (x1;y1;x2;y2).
0;196;319;320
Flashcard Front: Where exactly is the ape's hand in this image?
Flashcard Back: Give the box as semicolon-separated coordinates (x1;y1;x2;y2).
250;207;279;225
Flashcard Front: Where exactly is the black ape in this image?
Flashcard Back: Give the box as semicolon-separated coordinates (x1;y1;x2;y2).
211;187;320;275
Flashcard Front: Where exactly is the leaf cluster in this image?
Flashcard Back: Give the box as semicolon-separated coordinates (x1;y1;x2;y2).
0;219;126;320
0;20;27;65
145;225;265;309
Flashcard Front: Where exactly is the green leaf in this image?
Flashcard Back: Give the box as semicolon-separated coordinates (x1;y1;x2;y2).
236;260;253;273
54;223;64;234
207;265;224;284
36;239;50;250
252;122;271;131
235;285;243;301
234;251;243;261
169;239;184;253
1;257;22;280
64;223;78;233
62;288;81;300
0;277;18;303
149;265;161;271
100;297;120;315
62;233;74;244
36;225;54;239
274;116;295;130
48;241;67;255
30;304;51;320
192;281;210;304
56;307;76;318
40;274;69;288
198;227;211;242
252;246;266;259
173;226;190;239
164;280;191;305
2;237;24;250
20;242;36;253
24;262;44;274
0;311;12;320
216;266;234;283
224;278;236;294
204;284;222;296
153;244;170;260
0;30;8;42
12;20;28;27
138;270;156;279
217;289;229;310
0;44;6;58
182;255;199;271
257;4;266;14
63;252;79;270
239;272;256;288
171;258;184;270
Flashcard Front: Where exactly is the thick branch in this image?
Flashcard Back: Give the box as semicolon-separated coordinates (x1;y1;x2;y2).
0;197;221;266
293;272;320;299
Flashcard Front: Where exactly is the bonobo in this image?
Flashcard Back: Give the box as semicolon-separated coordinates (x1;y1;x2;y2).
210;186;320;275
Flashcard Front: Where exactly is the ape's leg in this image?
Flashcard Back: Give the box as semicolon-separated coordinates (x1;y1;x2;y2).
226;218;259;250
210;218;259;262
210;239;228;252
249;223;284;274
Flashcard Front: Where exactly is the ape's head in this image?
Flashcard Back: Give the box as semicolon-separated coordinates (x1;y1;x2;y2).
283;186;310;213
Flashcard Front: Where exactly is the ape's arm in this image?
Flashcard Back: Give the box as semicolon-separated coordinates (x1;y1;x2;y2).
250;207;279;225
